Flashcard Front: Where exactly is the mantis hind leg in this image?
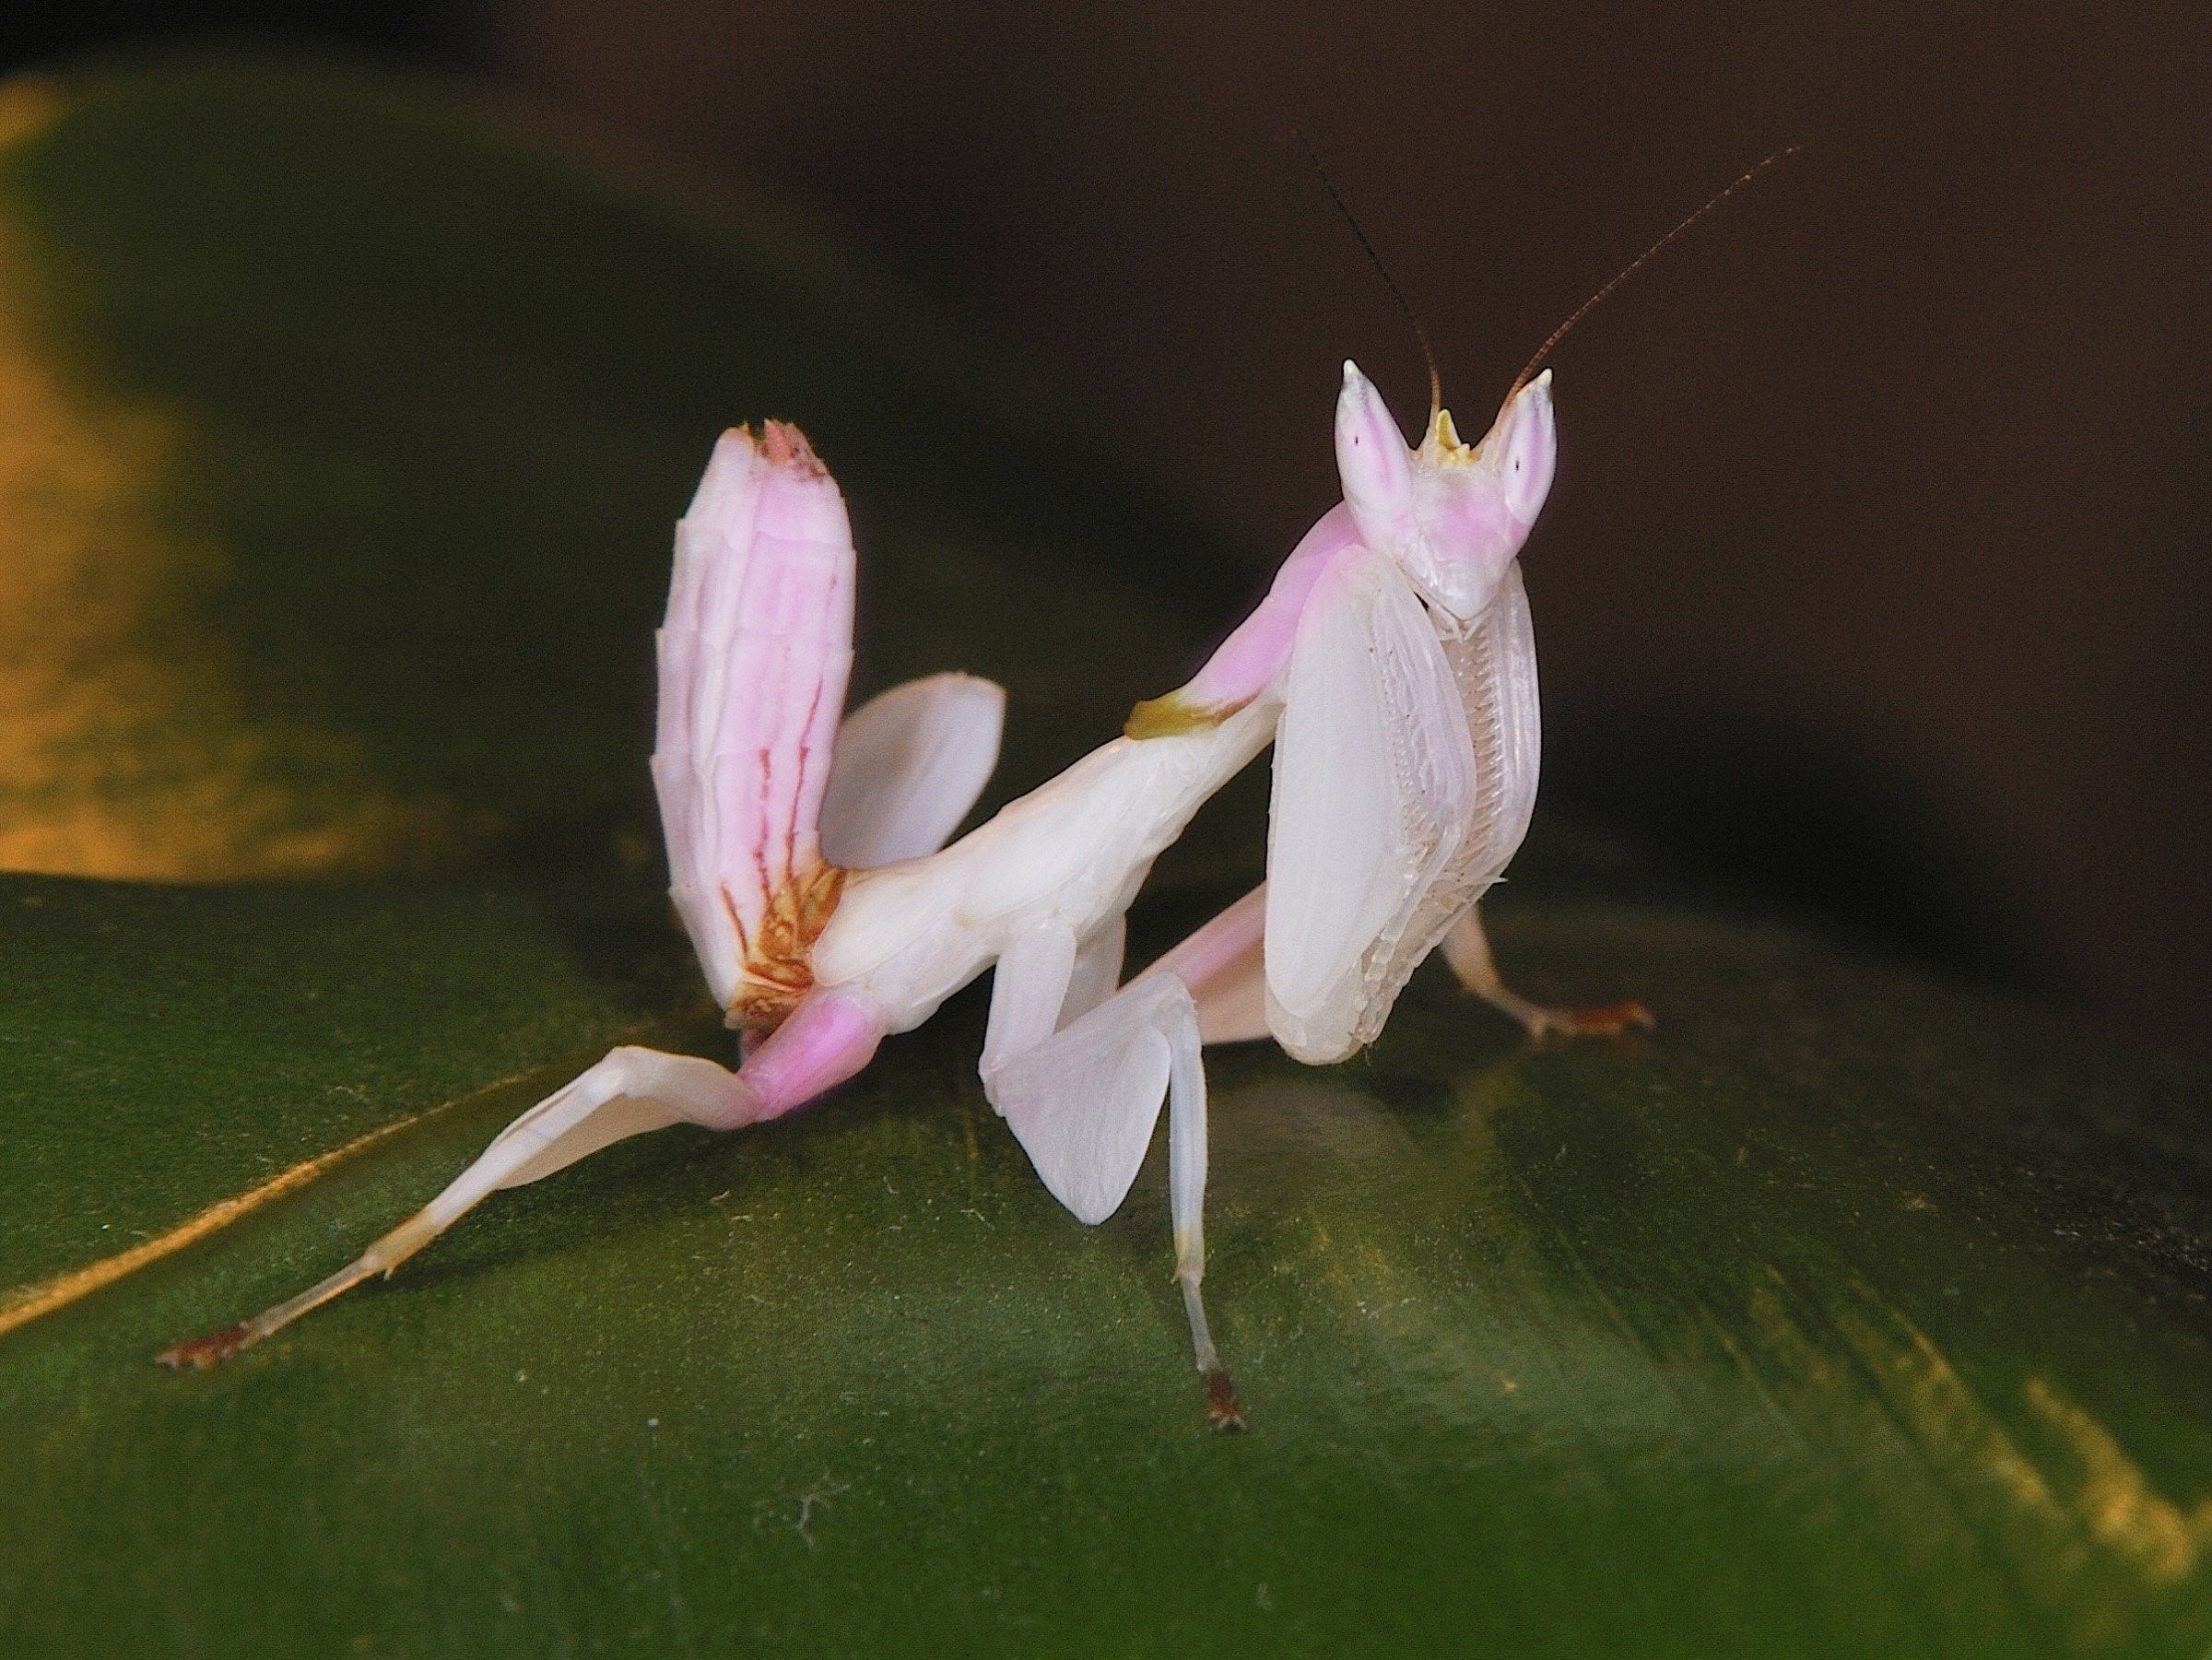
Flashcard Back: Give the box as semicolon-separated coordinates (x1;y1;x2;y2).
158;993;883;1369
1441;904;1653;1038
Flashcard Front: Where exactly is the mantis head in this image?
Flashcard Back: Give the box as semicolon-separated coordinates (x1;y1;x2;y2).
1333;359;1555;624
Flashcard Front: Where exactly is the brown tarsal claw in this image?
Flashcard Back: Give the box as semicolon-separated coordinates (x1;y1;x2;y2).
1555;1000;1656;1038
1205;1365;1248;1432
155;1324;254;1370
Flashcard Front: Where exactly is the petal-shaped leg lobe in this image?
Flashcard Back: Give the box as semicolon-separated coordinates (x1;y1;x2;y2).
986;974;1177;1226
822;673;1006;868
1061;914;1128;1026
982;965;1242;1425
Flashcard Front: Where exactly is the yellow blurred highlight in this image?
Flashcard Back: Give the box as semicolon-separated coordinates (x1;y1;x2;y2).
0;79;63;156
0;210;469;878
1747;1265;2212;1641
2023;1375;2212;1586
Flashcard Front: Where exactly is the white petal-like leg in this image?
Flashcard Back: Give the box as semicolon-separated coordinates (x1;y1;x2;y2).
1160;971;1244;1428
987;966;1243;1428
157;1046;751;1368
1441;904;1653;1038
821;673;1006;868
1147;886;1269;1045
1060;914;1127;1025
159;993;884;1369
981;923;1080;1081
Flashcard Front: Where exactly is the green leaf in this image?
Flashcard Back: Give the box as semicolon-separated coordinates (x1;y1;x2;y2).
4;59;2212;1660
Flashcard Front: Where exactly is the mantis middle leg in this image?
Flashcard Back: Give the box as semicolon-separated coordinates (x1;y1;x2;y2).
982;924;1244;1427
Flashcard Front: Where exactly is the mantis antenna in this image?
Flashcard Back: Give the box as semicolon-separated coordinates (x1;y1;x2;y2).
1503;145;1804;405
1299;126;1443;423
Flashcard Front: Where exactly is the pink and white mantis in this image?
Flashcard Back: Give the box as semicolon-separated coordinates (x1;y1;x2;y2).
159;367;1643;1427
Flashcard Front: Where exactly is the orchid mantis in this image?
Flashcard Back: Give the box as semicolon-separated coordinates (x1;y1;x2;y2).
160;368;1642;1428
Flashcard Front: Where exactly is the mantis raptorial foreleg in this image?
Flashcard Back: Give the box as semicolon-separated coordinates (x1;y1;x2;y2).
1440;904;1653;1038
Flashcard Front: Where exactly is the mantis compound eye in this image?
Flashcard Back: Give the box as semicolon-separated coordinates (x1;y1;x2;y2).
1488;371;1557;529
1334;359;1418;550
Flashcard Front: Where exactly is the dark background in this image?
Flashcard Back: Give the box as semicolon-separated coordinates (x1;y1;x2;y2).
6;2;2206;1055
